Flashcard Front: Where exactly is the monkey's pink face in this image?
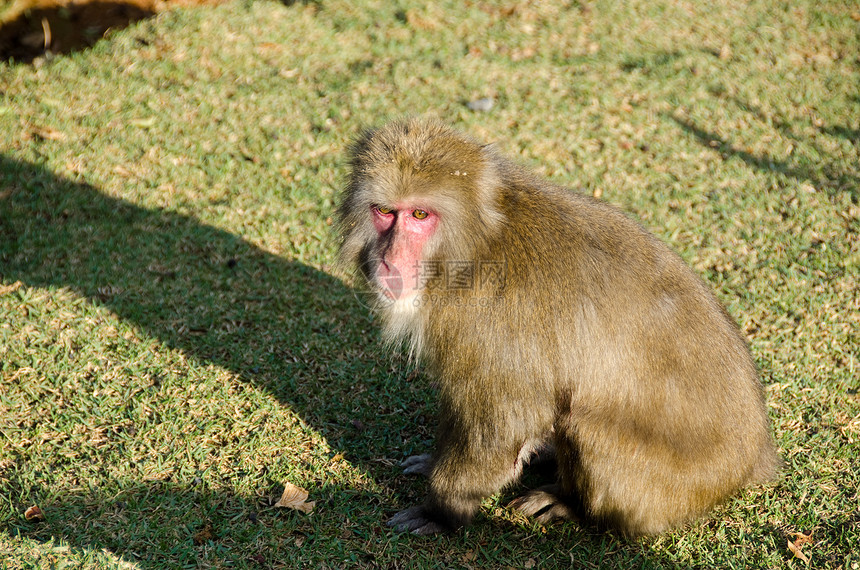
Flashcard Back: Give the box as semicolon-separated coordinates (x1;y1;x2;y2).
369;204;438;301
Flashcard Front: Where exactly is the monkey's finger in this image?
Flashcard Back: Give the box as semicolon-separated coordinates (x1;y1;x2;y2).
400;453;432;476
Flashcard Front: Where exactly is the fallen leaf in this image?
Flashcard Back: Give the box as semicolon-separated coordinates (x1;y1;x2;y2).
0;281;22;296
787;530;813;564
24;505;44;521
275;482;315;514
193;523;214;545
405;9;439;30
789;530;813;547
130;117;156;128
30;125;66;141
787;538;809;563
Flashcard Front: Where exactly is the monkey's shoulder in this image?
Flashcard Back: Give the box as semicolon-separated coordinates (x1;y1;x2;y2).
496;182;657;261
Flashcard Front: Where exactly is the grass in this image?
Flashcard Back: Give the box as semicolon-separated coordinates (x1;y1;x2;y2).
0;0;858;567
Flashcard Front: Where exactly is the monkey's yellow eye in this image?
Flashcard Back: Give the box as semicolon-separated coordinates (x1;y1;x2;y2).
376;206;394;215
412;209;429;220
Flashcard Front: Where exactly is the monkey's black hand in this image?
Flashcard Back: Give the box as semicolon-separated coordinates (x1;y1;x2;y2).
400;453;432;477
387;506;447;536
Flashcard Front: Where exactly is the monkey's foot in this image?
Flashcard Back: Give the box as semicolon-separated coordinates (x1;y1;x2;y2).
400;453;433;477
508;485;576;524
387;506;446;536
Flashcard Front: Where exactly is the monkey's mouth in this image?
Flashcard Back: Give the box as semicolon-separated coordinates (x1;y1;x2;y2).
372;259;410;301
376;273;405;300
371;272;423;308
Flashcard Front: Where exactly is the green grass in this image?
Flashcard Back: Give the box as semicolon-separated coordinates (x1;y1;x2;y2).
1;0;858;567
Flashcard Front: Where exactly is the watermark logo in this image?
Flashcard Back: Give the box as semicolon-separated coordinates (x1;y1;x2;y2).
411;260;506;308
356;259;508;311
415;260;506;292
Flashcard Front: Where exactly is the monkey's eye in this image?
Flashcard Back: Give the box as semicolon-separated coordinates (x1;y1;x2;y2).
412;209;429;220
375;206;394;215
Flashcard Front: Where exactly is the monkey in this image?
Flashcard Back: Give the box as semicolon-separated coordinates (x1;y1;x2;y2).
337;118;779;537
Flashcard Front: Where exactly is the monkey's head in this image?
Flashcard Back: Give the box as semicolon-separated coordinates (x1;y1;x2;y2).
337;119;505;309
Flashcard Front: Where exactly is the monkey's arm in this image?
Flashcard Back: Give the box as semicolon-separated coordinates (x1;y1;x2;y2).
389;448;519;534
389;400;540;535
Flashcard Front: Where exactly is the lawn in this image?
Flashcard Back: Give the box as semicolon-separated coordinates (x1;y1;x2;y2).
0;0;858;568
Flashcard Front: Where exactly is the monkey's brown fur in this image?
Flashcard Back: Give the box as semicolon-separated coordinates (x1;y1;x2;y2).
338;118;778;536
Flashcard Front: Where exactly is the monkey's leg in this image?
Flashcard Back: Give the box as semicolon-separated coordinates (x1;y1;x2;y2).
509;434;582;526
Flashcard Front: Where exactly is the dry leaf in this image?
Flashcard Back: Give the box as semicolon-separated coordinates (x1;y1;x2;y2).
405;9;439;30
193;524;214;545
0;281;22;296
787;538;809;563
24;505;44;521
30;125;66;141
275;482;315;514
130;117;156;128
113;165;134;177
789;530;813;546
787;530;813;564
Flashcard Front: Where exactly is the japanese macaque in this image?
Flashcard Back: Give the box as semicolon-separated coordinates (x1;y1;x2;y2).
337;118;778;536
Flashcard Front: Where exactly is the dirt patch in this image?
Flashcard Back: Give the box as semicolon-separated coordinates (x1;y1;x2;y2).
0;0;223;62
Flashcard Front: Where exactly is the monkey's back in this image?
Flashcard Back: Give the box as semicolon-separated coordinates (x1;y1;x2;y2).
426;167;778;535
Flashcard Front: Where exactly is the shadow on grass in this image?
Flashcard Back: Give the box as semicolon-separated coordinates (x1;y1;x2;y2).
15;480;392;568
0;0;321;63
0;154;426;566
0;156;683;567
0;154;391;446
0;1;156;63
668;106;859;202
